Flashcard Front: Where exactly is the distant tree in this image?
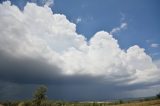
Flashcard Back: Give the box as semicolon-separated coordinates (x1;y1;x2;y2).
157;92;160;99
33;85;48;106
119;100;123;104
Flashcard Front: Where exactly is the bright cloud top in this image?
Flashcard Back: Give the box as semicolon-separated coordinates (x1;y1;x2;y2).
0;1;159;85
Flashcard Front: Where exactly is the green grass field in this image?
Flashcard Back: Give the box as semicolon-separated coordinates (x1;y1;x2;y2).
111;99;160;106
1;99;160;106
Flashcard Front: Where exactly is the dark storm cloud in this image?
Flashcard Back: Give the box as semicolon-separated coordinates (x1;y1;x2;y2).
0;50;105;85
0;50;130;101
0;80;159;101
0;50;60;84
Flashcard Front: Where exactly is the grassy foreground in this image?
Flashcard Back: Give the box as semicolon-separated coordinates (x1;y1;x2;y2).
1;99;160;106
111;99;160;106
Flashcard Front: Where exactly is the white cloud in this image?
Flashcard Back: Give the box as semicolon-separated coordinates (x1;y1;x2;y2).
151;43;159;48
44;0;54;7
30;0;54;7
110;22;127;35
75;17;82;24
0;1;159;85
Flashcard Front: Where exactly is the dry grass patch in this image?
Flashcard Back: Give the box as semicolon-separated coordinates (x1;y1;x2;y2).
112;99;160;106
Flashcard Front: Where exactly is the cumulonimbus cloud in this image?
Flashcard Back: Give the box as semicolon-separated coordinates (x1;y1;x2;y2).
0;1;159;86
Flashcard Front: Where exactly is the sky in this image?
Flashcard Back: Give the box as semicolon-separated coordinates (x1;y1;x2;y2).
0;0;160;101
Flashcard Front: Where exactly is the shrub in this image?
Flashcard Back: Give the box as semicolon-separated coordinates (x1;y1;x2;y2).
157;92;160;99
33;85;48;106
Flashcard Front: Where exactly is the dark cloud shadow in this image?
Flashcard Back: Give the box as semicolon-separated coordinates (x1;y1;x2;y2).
0;50;160;101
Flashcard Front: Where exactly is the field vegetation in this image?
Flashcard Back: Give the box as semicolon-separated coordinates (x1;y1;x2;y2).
0;86;160;106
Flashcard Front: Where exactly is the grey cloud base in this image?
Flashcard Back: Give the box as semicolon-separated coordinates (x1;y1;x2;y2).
0;50;104;85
